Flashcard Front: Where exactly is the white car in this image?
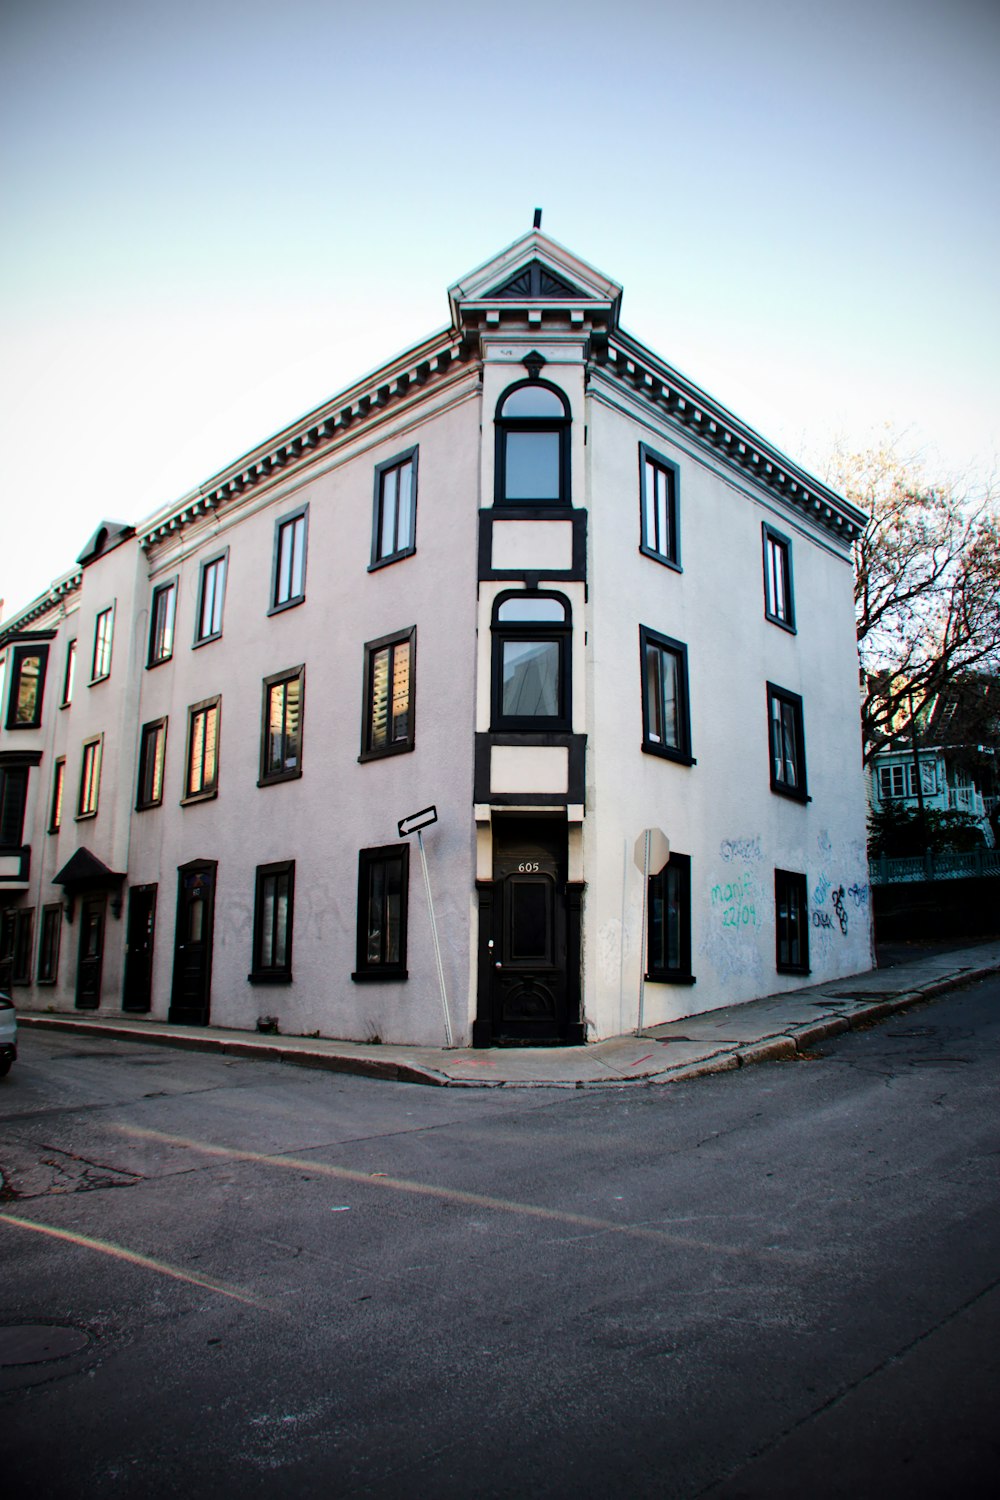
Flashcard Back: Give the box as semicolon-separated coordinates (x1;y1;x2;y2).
0;991;16;1077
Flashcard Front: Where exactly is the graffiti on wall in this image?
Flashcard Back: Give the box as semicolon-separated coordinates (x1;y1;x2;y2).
700;837;765;979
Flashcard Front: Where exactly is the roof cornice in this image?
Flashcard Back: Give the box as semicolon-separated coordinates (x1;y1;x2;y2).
596;330;866;543
138;329;471;552
0;570;81;647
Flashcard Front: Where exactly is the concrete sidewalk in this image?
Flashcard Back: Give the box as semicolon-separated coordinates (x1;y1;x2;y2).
16;940;1000;1089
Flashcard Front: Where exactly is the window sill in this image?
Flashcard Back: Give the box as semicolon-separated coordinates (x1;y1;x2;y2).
368;547;416;573
639;546;682;573
777;965;811;977
180;789;218;807
192;632;223;650
145;656;173;671
765;613;797;635
74;811;98;822
641;743;696;766
645;972;697;986
358;742;414;764
89;675;110;687
4;721;43;732
267;596;305;618
248;972;293;985
351;968;408;983
134;801;163;813
770;784;811;803
257;769;303;788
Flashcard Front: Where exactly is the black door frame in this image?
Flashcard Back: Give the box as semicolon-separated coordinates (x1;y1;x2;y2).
473;815;583;1047
169;859;216;1026
123;883;157;1013
75;893;107;1010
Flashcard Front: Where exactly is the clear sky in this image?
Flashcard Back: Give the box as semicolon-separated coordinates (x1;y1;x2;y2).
2;0;998;620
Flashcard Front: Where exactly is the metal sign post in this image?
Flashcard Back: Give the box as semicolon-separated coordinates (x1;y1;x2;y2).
633;828;670;1038
397;806;452;1048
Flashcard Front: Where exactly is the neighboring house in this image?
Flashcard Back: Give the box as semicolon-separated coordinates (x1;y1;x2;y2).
0;228;872;1044
867;745;994;846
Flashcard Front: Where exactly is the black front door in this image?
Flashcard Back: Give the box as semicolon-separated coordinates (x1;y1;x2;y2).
169;862;216;1025
479;818;580;1046
123;884;157;1013
76;895;106;1009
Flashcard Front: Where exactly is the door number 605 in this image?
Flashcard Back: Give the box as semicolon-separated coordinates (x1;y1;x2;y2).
517;861;540;873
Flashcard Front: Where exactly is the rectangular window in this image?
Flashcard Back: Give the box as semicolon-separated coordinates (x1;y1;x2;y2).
775;869;810;974
37;904;62;984
640;626;693;764
147;580;177;666
10;907;34;985
183;698;220;802
91;607;114;682
250;861;295;983
763;525;795;630
49;757;66;832
5;643;50;730
260;667;304;785
77;737;103;818
270;507;308;613
61;639;77;706
195;551;228;645
877;763;935;800
639;444;680;568
353;845;409;981
647;852;693;983
360;629;415;760
136;718;168;810
371;449;418;569
767;684;807;800
0;766;29;848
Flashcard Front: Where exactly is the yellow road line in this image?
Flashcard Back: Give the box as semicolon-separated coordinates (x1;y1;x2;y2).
0;1211;272;1308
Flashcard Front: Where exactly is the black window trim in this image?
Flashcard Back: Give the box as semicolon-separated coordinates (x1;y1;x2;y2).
352;842;410;982
4;642;50;731
90;603;115;684
767;682;809;802
775;867;810;975
259;664;305;786
249;859;295;985
76;734;103;820
490;589;572;732
181;695;221;805
0;763;30;850
60;638;77;708
762;523;796;633
369;445;419;571
48;756;66;833
8;906;34;986
359;627;416;762
147;576;178;668
646;851;695;985
194;547;229;647
494;377;572;507
639;625;695;765
268;504;309;616
37;902;62;985
136;716;168;811
638;442;682;571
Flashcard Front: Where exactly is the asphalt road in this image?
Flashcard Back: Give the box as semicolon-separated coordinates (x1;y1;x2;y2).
1;977;998;1499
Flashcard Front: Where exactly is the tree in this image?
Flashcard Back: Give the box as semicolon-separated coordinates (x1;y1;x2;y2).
828;436;1000;765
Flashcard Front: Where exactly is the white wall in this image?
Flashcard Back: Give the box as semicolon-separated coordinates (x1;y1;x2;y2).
582;383;872;1037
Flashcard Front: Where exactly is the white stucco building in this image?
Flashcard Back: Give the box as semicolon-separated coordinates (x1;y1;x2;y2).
0;229;872;1045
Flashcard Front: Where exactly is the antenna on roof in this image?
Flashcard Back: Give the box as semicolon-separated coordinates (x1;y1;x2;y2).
533;207;542;229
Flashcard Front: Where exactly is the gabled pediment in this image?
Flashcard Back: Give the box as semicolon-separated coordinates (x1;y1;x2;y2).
448;229;622;330
489;260;583;300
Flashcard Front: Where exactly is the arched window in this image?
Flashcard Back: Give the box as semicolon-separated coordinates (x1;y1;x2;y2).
494;381;571;505
491;591;571;729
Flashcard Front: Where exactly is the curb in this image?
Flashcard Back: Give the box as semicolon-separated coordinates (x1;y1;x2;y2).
15;958;998;1089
